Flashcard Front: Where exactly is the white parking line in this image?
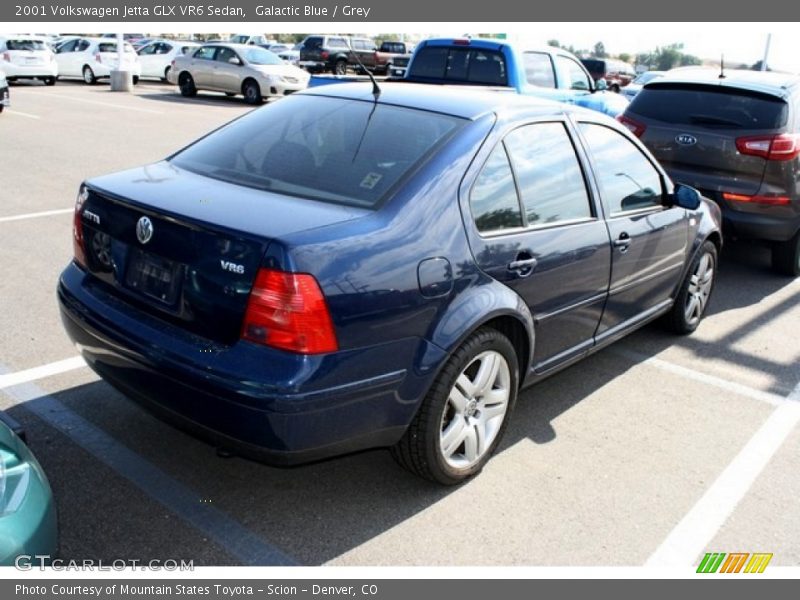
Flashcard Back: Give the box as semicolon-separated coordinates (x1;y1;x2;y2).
5;109;41;119
611;347;788;407
40;92;164;114
0;356;87;391
0;208;73;223
646;381;800;567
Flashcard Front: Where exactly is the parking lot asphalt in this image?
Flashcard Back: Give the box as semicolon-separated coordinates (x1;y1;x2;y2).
1;80;798;567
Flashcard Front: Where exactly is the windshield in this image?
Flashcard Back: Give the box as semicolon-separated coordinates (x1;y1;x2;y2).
171;95;464;208
244;47;283;66
6;39;47;51
633;72;662;85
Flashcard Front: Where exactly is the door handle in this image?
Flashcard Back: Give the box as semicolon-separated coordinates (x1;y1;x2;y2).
613;232;631;252
508;257;538;272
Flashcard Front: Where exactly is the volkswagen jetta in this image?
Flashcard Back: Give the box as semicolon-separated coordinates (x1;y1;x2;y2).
58;84;721;484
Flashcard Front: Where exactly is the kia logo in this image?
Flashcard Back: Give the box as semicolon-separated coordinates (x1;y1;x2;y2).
676;134;697;146
136;216;153;245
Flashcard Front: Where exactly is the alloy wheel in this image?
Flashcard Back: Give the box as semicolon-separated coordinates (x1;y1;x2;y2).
684;251;714;326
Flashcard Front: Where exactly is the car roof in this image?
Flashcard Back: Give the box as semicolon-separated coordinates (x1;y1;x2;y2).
648;68;800;99
299;81;597;121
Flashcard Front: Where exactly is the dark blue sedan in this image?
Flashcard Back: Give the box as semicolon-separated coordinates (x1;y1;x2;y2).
58;83;722;484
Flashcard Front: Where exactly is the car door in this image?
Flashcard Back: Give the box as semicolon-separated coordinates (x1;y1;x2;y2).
137;41;159;77
212;46;243;92
55;38;80;76
189;46;218;87
464;120;612;374
575;120;689;340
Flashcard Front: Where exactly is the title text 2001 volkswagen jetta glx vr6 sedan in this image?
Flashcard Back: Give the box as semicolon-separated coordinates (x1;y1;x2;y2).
58;84;721;484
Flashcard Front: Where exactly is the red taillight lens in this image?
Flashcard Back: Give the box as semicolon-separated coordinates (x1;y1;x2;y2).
736;134;800;161
617;114;646;137
73;186;88;268
453;39;471;46
95;52;102;63
320;50;329;59
2;52;10;62
722;192;790;206
241;268;338;354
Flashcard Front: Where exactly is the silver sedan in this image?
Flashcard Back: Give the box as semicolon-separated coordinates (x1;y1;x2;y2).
169;43;310;104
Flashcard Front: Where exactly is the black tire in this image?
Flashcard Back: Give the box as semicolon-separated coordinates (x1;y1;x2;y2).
334;59;347;76
44;76;56;86
132;75;139;85
665;240;718;334
242;79;263;105
391;327;519;485
772;230;800;277
611;83;620;93
82;66;96;85
178;72;196;97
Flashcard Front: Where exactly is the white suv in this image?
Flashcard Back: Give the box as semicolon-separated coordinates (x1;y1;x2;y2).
55;37;141;84
0;36;58;85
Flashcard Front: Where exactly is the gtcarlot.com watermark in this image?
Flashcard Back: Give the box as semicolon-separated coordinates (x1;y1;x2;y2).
15;555;194;571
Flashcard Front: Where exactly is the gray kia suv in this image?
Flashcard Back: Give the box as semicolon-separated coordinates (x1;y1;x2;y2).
620;69;800;275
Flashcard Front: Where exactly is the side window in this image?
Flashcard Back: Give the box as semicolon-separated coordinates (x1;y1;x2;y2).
215;47;238;63
556;56;592;91
139;43;157;55
504;123;592;226
470;145;524;233
522;52;556;88
76;39;90;52
329;38;348;49
578;123;664;215
194;46;217;60
57;39;78;53
158;43;172;54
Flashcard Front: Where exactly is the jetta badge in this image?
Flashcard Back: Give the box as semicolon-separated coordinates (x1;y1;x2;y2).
676;133;697;146
136;216;153;244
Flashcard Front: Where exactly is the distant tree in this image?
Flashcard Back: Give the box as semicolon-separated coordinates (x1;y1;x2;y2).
547;39;560;48
617;52;632;64
750;60;771;71
593;41;607;58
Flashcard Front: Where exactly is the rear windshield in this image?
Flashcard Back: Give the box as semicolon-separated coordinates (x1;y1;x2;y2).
170;95;463;208
408;46;508;86
581;59;605;74
303;36;322;49
630;84;789;129
381;42;406;53
5;39;47;51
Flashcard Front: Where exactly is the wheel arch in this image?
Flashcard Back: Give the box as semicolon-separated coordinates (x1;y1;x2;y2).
427;282;535;389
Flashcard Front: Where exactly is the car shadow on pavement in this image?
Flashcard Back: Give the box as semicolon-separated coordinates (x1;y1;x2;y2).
6;240;798;566
137;91;257;107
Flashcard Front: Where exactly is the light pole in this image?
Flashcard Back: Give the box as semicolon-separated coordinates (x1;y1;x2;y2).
110;32;133;91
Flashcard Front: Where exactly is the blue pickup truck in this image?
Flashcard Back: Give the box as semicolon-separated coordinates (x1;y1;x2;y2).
403;37;629;117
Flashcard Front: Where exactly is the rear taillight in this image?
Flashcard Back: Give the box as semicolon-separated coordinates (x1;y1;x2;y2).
320;50;329;59
453;39;471;46
736;134;800;161
722;192;791;206
73;186;88;268
617;114;646;137
2;52;10;62
95;52;102;63
241;268;338;354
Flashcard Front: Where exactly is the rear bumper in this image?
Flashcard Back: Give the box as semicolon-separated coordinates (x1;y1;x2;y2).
57;263;444;465
4;63;58;78
697;189;800;242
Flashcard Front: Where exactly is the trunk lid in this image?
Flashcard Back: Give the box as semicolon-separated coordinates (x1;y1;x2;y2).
80;161;368;344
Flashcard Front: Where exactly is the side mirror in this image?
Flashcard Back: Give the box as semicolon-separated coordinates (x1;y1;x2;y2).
228;57;242;65
595;78;608;92
667;183;702;210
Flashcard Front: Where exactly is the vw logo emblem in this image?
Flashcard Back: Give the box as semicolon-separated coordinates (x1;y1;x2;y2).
676;133;697;146
136;216;153;245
